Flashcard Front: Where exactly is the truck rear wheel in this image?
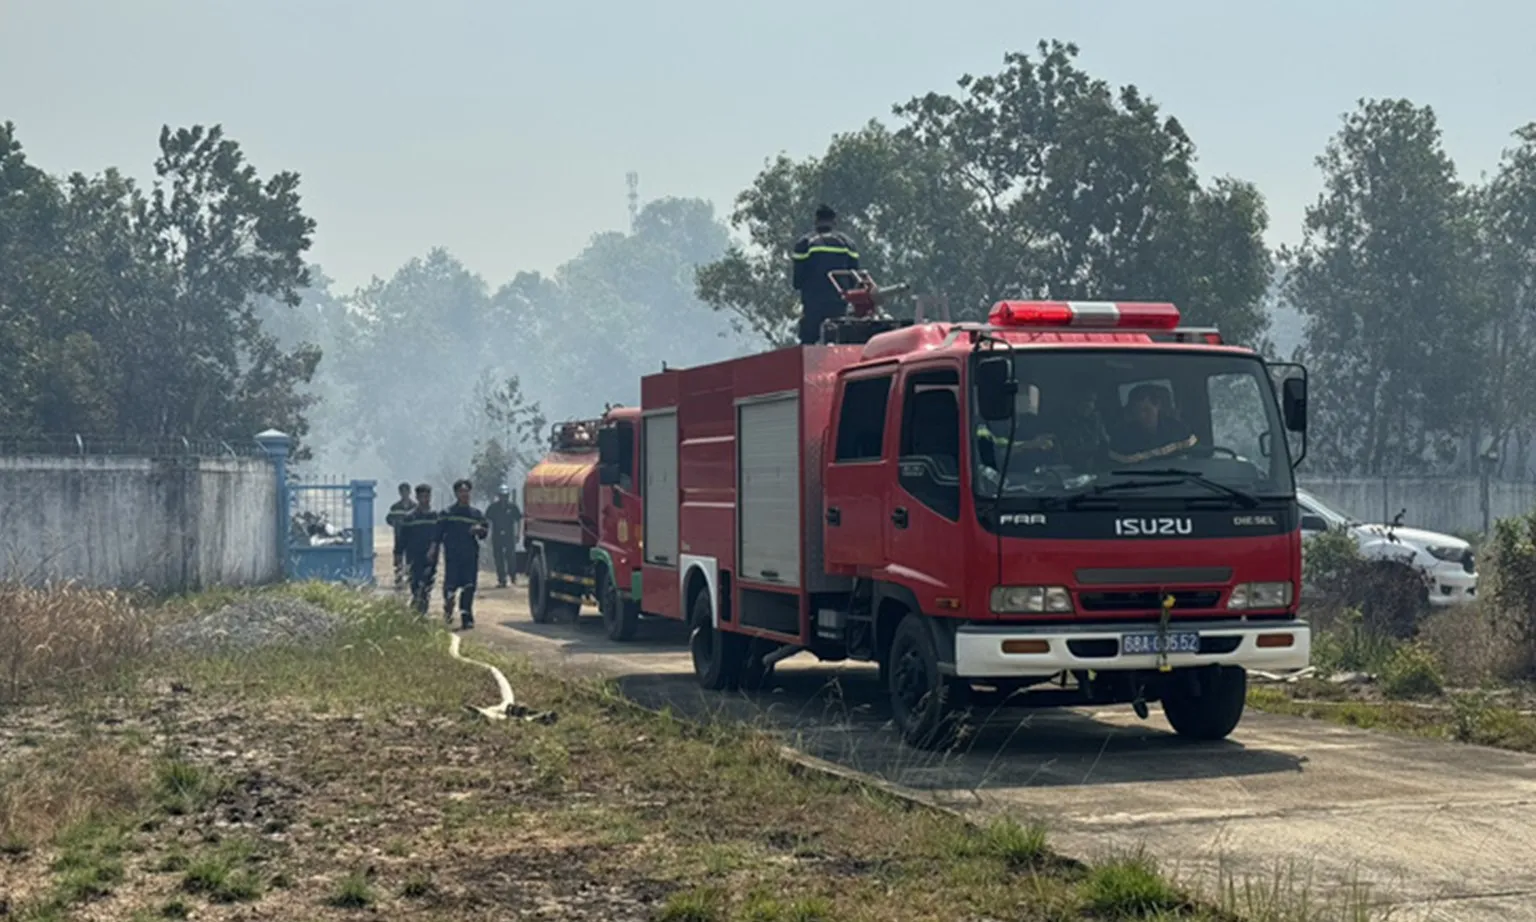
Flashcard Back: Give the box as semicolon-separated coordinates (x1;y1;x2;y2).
689;589;742;691
529;553;555;624
1161;666;1247;741
599;567;638;642
887;614;969;750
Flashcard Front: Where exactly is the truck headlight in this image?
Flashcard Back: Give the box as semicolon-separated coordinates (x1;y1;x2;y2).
1227;582;1293;610
991;586;1073;614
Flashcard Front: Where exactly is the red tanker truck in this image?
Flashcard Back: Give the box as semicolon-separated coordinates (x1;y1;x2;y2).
526;280;1313;749
521;410;646;640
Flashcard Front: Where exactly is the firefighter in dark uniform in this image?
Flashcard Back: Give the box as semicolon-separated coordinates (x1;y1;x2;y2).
791;204;860;345
440;478;490;630
400;484;441;616
485;485;522;588
385;481;415;590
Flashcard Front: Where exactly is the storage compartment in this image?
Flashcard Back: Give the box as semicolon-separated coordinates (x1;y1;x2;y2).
737;393;801;587
643;410;678;566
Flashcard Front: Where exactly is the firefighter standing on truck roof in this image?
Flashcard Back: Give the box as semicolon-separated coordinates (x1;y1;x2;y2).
401;484;441;616
385;482;415;590
440;478;490;630
485;485;522;588
791;204;860;346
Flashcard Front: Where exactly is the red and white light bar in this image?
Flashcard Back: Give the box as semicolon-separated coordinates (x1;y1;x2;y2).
987;300;1182;330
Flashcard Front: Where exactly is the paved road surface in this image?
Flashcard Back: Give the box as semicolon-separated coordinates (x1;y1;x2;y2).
371;538;1536;921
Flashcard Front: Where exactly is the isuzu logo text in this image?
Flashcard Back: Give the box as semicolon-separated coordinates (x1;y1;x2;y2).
1115;517;1194;537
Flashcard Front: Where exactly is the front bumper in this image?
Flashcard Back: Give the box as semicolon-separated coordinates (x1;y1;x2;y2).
953;618;1311;679
1425;564;1477;606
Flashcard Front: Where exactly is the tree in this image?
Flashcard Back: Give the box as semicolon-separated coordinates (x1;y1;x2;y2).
1284;99;1485;475
1477;125;1536;477
478;374;547;480
0;122;322;451
697;41;1272;347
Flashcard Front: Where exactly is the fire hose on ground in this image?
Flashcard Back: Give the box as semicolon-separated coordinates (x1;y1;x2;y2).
447;632;557;724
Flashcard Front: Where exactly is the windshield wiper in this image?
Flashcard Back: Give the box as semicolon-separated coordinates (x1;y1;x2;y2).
1109;468;1259;508
1052;477;1188;508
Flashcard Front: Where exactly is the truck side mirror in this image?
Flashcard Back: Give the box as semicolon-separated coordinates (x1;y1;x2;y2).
974;355;1017;422
1282;377;1307;433
1300;514;1328;532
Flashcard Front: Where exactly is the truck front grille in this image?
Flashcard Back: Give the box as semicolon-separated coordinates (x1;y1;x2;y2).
1077;589;1223;613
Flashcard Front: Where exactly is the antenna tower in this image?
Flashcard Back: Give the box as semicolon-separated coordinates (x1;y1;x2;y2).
626;172;640;231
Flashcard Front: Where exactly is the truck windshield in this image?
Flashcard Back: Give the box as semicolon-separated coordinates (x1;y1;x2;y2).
969;349;1294;503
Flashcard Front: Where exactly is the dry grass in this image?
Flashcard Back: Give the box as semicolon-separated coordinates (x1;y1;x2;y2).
1415;603;1527;686
0;584;1381;922
0;583;156;706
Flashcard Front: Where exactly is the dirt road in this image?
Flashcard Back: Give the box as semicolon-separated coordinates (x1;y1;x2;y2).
371;541;1536;921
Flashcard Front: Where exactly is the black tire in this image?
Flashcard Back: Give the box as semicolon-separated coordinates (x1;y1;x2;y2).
886;614;969;750
528;552;554;624
689;588;742;691
599;567;638;642
1161;666;1247;741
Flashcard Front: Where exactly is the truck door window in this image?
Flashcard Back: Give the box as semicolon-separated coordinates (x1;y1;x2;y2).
1207;373;1267;463
834;375;893;462
617;421;635;491
898;368;961;521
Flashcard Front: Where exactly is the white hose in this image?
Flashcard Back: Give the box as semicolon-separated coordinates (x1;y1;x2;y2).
448;632;556;723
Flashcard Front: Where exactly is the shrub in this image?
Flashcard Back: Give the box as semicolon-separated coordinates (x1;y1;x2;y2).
1480;513;1536;676
1302;530;1427;640
1379;643;1444;699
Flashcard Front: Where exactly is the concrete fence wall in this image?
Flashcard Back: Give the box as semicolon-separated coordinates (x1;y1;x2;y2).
1299;476;1536;536
0;454;280;591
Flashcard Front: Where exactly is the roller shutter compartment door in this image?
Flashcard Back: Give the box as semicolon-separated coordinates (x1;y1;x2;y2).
738;395;801;587
643;412;678;566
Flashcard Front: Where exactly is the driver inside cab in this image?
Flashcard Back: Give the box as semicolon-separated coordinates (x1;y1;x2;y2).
1109;383;1198;465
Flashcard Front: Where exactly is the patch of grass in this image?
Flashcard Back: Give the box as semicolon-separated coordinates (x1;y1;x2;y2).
327;870;377;909
400;871;436;899
180;840;263;903
50;820;130;904
153;756;227;815
1251;685;1536;752
741;892;837;922
0;739;151;852
657;886;726;922
1081;852;1187;916
0;583;155;705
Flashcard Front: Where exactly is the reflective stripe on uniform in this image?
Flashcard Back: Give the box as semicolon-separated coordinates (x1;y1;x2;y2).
792;246;859;260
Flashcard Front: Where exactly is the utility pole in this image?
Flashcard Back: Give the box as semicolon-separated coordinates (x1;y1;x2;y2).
626;172;639;232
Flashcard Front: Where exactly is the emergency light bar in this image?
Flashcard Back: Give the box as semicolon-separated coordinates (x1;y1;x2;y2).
988;300;1182;330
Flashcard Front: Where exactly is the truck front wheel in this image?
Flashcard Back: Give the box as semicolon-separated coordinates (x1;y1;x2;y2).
689;589;742;691
599;567;638;641
887;614;969;750
528;553;554;624
1160;666;1247;741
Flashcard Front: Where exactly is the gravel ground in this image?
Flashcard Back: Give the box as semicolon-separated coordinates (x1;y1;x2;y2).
155;596;341;655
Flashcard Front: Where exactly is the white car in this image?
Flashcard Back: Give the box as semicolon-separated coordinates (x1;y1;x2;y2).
1297;488;1477;606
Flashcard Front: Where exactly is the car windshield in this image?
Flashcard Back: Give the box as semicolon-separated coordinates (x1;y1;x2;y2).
969;348;1295;502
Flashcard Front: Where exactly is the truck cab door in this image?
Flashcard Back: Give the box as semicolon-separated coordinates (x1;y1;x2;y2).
823;370;896;572
884;365;968;609
598;420;642;579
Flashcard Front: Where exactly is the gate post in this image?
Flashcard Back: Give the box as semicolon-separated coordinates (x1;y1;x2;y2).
255;429;292;581
351;479;377;585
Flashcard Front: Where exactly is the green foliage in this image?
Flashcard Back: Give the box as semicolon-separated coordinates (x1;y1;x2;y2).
1310;607;1399;676
0;121;320;451
1478;512;1536;674
1302;529;1427;640
698;41;1272;347
1379;643;1444;699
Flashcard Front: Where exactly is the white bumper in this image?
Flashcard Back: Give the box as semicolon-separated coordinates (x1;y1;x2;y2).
953;619;1311;679
1425;564;1477;606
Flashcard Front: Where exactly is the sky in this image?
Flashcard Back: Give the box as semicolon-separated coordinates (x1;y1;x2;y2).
3;0;1533;295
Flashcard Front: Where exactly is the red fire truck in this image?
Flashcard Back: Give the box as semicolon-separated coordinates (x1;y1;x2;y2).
583;287;1312;749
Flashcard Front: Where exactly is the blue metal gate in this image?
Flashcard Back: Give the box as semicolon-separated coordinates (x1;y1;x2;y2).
287;477;377;584
256;430;376;585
